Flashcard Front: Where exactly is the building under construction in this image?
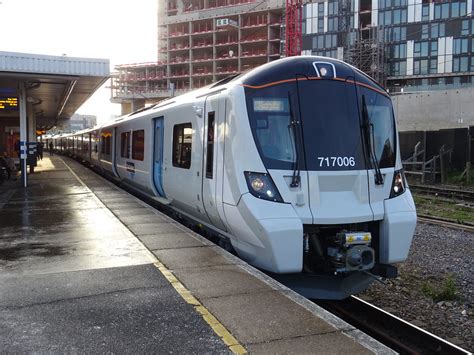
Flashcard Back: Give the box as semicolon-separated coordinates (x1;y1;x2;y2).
112;0;285;114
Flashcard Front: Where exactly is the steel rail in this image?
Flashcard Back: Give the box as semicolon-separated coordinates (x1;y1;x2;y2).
315;296;471;355
418;215;474;232
410;184;474;204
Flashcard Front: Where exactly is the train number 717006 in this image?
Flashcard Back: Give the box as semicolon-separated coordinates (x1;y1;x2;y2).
317;156;356;167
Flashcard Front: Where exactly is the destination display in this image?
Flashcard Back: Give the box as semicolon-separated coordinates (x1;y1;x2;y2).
0;97;18;110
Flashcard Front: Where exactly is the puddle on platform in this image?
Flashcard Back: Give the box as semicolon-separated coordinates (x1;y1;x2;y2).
0;243;66;261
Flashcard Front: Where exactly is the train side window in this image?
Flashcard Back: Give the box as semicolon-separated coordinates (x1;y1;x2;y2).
206;112;215;179
172;123;192;169
105;136;111;155
120;131;131;158
132;130;145;161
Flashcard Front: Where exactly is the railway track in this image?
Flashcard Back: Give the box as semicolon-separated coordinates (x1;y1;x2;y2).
410;184;474;204
315;296;471;355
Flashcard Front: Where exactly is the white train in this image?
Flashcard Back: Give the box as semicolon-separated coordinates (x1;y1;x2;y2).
49;56;417;299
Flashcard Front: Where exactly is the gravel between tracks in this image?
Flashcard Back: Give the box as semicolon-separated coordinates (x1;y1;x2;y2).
360;222;473;352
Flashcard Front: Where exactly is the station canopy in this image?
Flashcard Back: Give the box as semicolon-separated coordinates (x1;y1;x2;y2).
0;51;110;130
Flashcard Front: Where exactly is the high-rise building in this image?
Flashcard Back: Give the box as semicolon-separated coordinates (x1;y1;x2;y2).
301;0;474;93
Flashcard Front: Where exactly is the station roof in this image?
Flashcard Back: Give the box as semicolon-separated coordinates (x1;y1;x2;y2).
0;51;110;130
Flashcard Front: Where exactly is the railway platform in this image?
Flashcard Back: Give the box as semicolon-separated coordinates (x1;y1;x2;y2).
0;156;392;353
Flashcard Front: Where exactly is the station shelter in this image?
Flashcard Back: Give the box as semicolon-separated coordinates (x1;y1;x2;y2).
0;51;109;187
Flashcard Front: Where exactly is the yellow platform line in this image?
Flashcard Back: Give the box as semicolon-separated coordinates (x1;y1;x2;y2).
154;261;247;354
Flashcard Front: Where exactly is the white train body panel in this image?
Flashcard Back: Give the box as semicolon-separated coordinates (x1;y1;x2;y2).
51;56;417;298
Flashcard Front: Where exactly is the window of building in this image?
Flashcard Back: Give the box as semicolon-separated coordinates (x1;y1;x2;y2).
401;9;407;23
431;23;439;38
429;59;437;74
459;56;469;71
325;34;337;47
318;20;324;32
421;24;429;39
173;123;192;169
454;38;468;54
318;3;324;16
399;61;406;75
400;43;407;57
393;43;407;58
452;57;468;72
472;19;474;34
393;9;401;24
430;41;438;56
441;3;449;18
461;20;469;35
434;4;441;19
421;41;428;56
120;131;131;158
439;23;445;36
132;130;145;161
401;27;407;40
420;59;428;74
471;57;474;71
414;42;421;57
460;1;466;16
328;1;338;15
328;17;338;31
317;35;324;48
413;60;421;75
385;11;392;25
422;4;429;21
452;2;460;17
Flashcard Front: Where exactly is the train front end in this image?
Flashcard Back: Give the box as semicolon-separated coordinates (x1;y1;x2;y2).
233;57;417;299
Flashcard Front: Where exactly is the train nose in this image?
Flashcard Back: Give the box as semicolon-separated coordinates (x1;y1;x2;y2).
307;171;374;224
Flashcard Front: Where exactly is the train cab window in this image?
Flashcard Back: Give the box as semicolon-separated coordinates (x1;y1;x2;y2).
132;130;145;161
121;131;131;158
172;123;192;169
206;112;215;179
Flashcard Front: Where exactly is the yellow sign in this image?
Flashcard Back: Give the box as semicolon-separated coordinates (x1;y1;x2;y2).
0;97;18;110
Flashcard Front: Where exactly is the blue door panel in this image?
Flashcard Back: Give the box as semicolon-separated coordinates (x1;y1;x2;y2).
153;117;166;197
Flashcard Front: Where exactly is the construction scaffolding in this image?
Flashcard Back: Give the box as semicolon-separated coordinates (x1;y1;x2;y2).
345;27;386;87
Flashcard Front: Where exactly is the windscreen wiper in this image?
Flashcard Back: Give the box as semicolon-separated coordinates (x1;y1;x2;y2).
362;95;384;185
288;91;301;188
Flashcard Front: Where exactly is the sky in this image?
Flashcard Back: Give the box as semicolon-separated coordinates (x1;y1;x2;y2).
0;0;158;123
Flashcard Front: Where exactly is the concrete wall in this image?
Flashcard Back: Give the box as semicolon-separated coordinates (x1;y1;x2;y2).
392;86;474;132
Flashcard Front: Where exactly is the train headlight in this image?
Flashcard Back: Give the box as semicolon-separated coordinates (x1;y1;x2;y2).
244;171;284;203
390;169;407;198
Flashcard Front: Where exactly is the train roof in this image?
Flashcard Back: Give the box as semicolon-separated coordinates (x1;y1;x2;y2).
237;56;388;96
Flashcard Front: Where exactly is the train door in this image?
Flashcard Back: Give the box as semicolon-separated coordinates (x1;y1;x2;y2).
201;94;227;230
153;116;166;197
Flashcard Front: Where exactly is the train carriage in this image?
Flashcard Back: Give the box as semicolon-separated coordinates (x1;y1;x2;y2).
52;56;417;299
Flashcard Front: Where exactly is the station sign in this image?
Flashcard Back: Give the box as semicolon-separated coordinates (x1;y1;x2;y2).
0;97;19;111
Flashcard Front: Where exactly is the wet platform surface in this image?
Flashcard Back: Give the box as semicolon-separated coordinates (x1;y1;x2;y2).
0;156;392;353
